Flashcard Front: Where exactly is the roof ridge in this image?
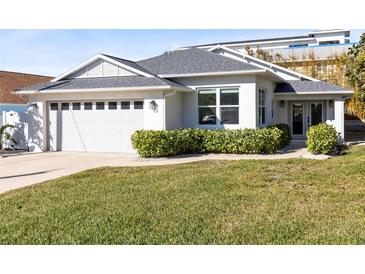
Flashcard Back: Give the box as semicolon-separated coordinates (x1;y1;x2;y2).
100;53;136;63
0;70;52;78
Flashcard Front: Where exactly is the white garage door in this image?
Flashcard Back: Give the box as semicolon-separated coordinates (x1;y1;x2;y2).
48;100;144;153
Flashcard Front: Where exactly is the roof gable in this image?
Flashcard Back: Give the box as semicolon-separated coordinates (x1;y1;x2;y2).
137;48;264;76
51;53;154;82
68;59;137;78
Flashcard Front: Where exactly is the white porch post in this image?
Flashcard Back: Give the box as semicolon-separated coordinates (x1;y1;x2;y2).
334;99;345;139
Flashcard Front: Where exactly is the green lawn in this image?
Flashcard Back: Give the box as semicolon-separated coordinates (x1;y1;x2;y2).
1;146;365;244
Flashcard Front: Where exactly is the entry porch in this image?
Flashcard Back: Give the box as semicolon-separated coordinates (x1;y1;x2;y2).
274;94;345;140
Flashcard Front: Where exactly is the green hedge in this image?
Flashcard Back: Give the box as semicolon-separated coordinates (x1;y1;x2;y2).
306;123;339;155
268;123;291;147
131;127;286;158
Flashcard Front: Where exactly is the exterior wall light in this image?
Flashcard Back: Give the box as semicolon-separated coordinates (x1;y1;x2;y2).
280;100;285;108
329;100;334;108
149;100;158;112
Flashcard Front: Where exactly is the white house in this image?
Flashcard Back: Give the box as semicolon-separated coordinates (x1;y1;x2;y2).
13;46;353;153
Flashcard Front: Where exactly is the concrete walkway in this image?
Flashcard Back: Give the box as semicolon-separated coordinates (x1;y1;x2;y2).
0;141;326;194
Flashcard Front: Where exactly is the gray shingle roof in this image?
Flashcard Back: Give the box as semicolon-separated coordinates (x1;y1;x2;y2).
17;76;188;91
274;80;350;93
137;48;261;75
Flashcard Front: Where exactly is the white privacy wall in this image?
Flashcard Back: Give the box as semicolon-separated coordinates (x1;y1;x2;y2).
2;102;46;152
176;75;257;129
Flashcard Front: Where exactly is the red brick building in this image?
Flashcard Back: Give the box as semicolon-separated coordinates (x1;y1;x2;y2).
0;70;52;104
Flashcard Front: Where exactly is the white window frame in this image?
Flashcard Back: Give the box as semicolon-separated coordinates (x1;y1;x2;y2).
258;88;266;125
197;87;239;126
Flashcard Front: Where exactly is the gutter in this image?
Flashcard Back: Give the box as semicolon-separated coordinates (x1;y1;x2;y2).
274;90;354;95
13;85;192;95
158;69;266;78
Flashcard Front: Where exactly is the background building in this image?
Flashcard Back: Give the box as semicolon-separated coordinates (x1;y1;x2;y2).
0;70;52;125
190;29;353;62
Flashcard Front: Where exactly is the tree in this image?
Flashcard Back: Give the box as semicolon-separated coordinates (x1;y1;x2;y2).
0;124;17;150
346;32;365;120
255;46;273;62
244;46;254;56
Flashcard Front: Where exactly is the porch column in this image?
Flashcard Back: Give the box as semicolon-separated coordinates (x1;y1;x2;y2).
334;99;345;140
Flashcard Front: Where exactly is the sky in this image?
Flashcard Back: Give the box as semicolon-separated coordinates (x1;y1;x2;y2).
0;29;364;77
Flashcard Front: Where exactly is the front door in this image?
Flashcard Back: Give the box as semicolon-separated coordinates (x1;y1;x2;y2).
292;103;304;136
310;102;323;126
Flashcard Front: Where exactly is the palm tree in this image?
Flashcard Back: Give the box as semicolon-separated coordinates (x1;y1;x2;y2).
0;124;17;150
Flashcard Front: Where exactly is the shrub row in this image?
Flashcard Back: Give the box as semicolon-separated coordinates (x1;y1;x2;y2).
306;123;340;155
131;126;288;158
268;123;291;147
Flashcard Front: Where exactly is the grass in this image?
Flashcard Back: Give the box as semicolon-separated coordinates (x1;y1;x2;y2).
1;146;365;244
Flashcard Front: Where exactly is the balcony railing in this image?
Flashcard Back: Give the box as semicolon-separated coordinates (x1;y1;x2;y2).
269;43;356;61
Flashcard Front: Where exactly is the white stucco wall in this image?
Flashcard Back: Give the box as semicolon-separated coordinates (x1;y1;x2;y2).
164;91;183;130
312;33;346;45
174;75;257;130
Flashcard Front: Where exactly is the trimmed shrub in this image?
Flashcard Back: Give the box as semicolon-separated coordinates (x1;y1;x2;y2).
268;123;291;147
306;123;339;155
132;127;284;158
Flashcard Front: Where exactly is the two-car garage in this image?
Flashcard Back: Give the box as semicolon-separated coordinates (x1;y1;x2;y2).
47;100;145;153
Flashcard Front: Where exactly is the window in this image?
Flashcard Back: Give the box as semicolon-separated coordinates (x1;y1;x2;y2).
319;40;340;45
121;101;130;110
96;102;105;110
50;103;58;111
72;102;81;110
198;88;240;125
198;89;216;125
220;88;239;124
289;44;308;48
61;103;69;111
258;88;266;125
134;101;144;110
84;102;92;110
108;102;117;110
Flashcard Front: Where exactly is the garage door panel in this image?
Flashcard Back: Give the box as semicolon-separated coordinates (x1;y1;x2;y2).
48;100;144;153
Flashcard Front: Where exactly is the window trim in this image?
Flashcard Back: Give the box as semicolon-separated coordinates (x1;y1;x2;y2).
96;102;105;110
197;87;239;126
198;88;217;125
61;102;69;111
121;101;131;110
50;103;58;111
133;101;144;110
84;102;93;110
72;102;81;110
258;88;266;125
108;101;117;110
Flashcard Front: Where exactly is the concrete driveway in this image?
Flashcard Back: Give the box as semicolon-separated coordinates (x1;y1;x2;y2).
0;152;140;194
0;143;313;194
